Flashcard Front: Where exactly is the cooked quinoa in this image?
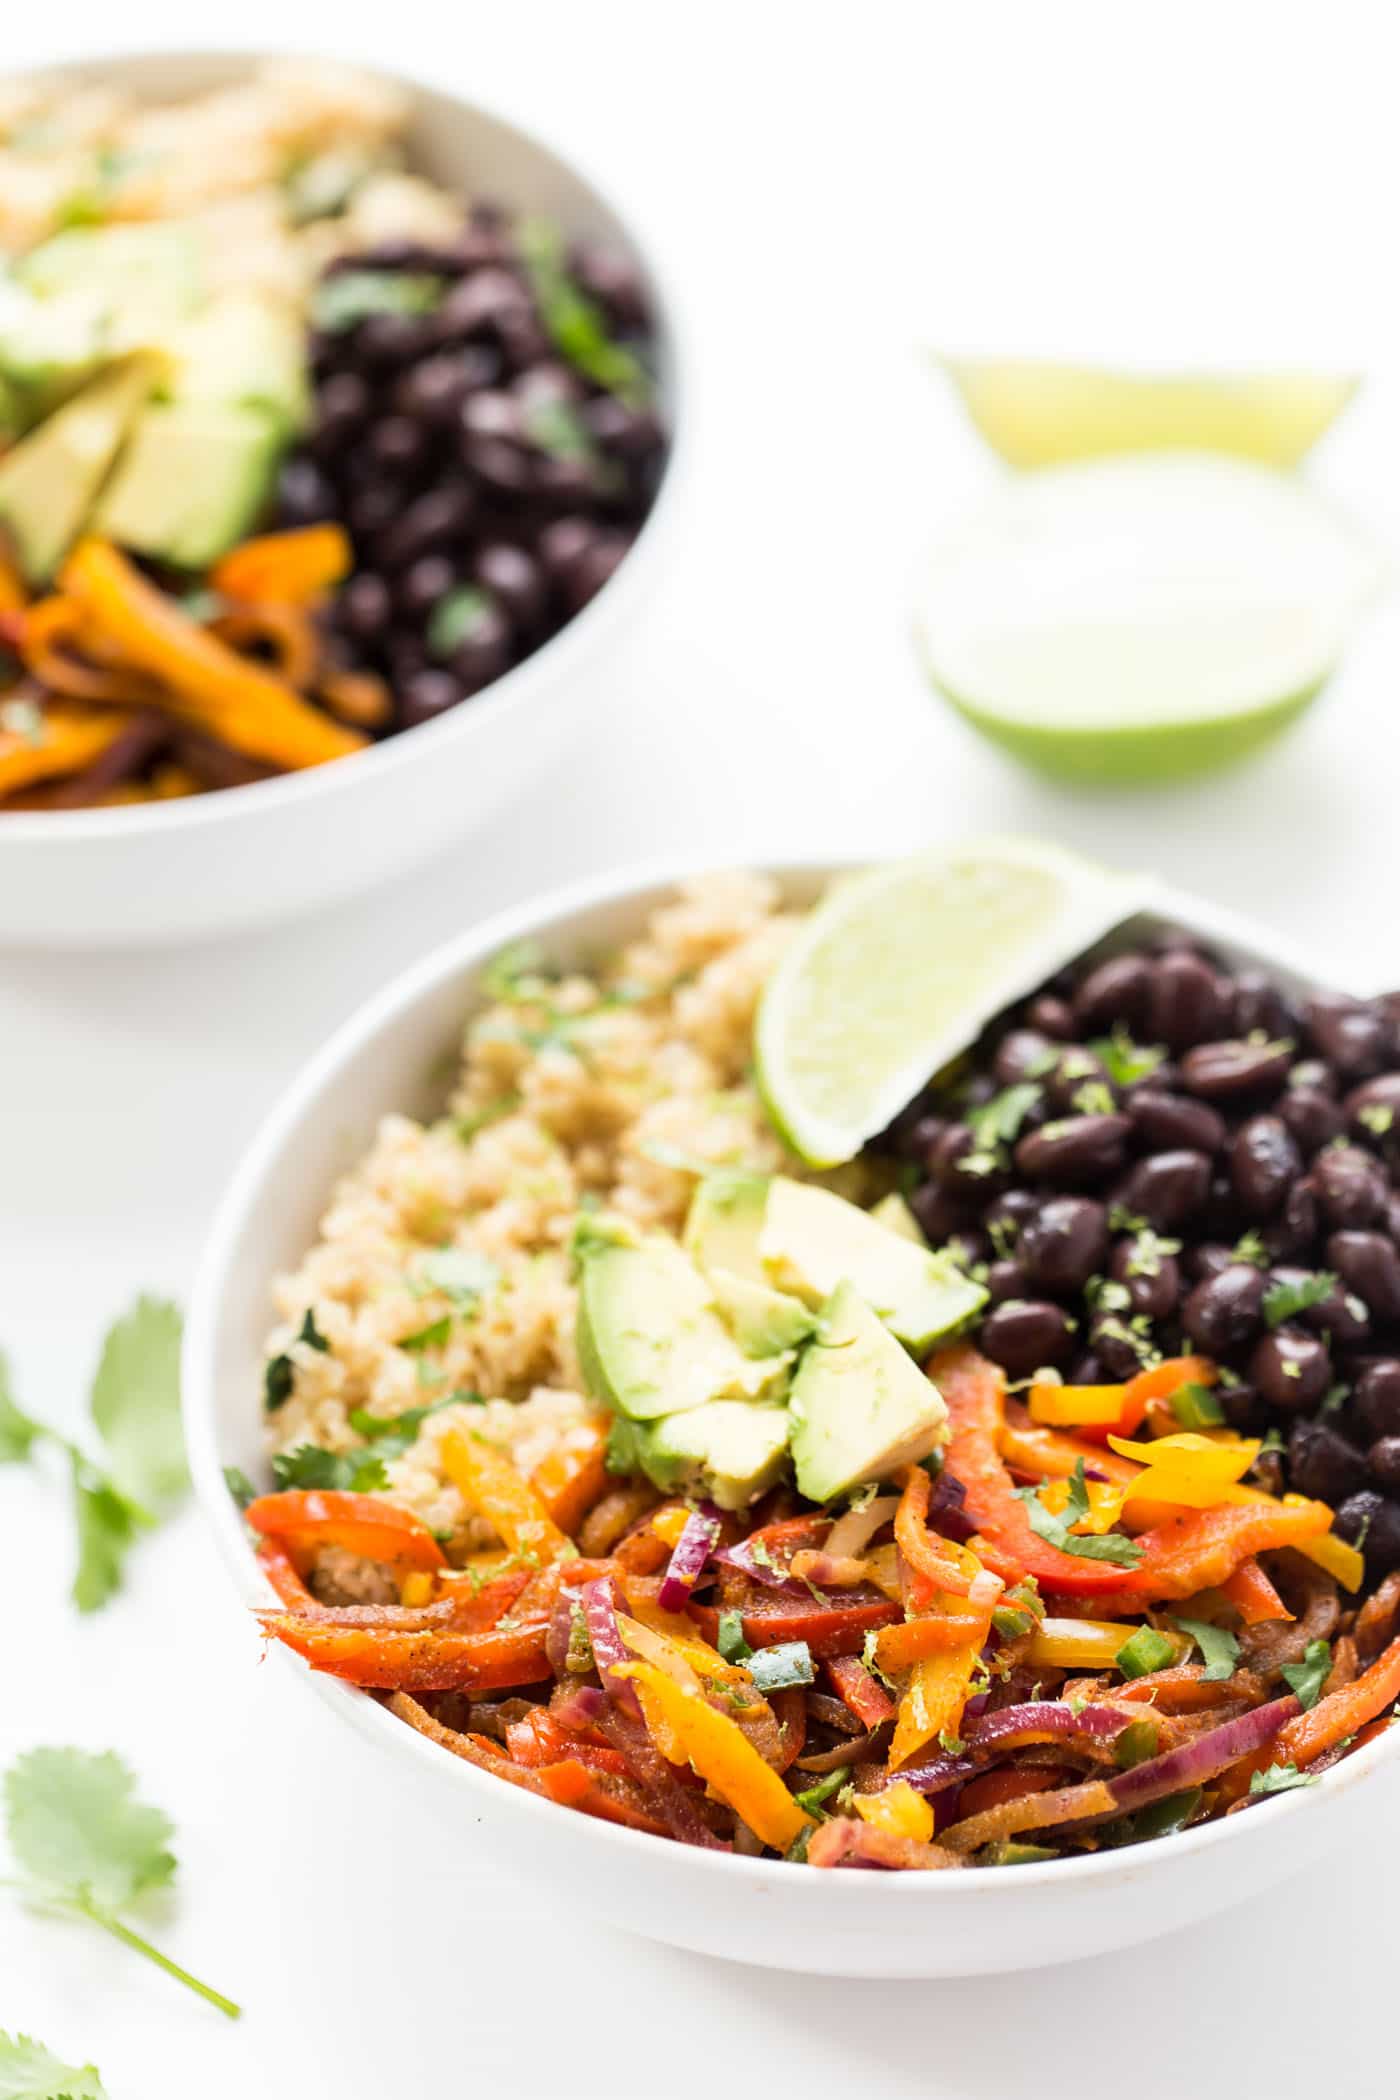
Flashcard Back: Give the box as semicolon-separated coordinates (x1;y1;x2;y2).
264;873;874;1557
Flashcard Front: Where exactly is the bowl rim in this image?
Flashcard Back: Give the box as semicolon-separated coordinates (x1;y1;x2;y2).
183;848;1400;1897
0;46;691;846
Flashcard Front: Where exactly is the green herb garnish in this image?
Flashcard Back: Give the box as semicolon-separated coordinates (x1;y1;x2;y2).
1280;1638;1332;1710
1172;1615;1239;1682
717;1609;753;1664
427;585;497;660
518;218;651;405
1262;1272;1336;1328
312;268;444;331
1231;1230;1270;1269
263;1308;329;1412
397;1315;452;1354
968;1083;1041;1151
222;1466;257;1512
1089;1028;1166;1088
0;2030;108;2099
792;1768;850;1816
1249;1761;1318;1796
1015;1460;1143;1567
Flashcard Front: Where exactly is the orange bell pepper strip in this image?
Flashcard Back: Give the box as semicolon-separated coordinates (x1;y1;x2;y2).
529;1414;613;1537
998;1402;1140;1489
889;1635;985;1769
1220;1633;1400;1802
505;1710;629;1777
440;1428;575;1565
246;1489;446;1570
210;524;352;606
259;1611;551;1690
874;1611;990;1672
615;1659;811;1850
255;1537;318;1610
825;1655;897;1730
0;704;139;797
59;539;364;770
388;1693;666;1834
1220;1557;1293;1626
854;1780;934;1843
895;1464;980;1607
1119;1496;1333;1604
1080;1356;1217;1442
935;1345;1147;1597
436;1566;535;1633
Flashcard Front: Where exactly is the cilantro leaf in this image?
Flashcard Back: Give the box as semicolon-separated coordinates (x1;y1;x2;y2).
70;1457;149;1615
222;1466;257;1512
518;218;651;406
716;1608;753;1663
0;2031;107;2100
1173;1615;1240;1682
1262;1272;1336;1328
88;1297;186;1511
397;1315;452;1354
1280;1638;1332;1710
312;268;443;331
1088;1029;1166;1088
968;1083;1041;1151
270;1443;389;1494
0;1355;43;1464
748;1641;815;1692
1015;1460;1144;1566
1249;1761;1318;1796
413;1249;500;1310
263;1308;329;1412
3;1748;239;2019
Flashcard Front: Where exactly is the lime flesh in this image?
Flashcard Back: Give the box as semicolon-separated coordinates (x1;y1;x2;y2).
942;357;1359;468
917;454;1377;787
754;840;1148;1167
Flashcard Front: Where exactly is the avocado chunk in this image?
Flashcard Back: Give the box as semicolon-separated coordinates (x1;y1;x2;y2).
788;1281;949;1502
577;1234;791;1422
614;1402;791;1513
17;223;202;331
0;279;106;428
0;353;159;582
166;290;309;435
95;401;281;568
759;1177;987;1353
870;1192;927;1245
709;1266;816;1357
683;1170;769;1284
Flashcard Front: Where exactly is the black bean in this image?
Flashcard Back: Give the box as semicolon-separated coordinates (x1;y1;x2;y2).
1385;1196;1400;1245
1090;1317;1153;1380
461;389;523;444
1229;1115;1300;1217
1015;1115;1132;1188
462;432;534;494
1304;997;1393;1078
1248;1327;1331;1411
1289;1058;1338;1099
1220;1382;1268;1435
393;349;497;424
1072;953;1151;1032
1335;1492;1400;1576
559;531;631;610
398;668;466;728
985;1260;1028;1303
1127;1089;1226;1156
538;515;599;581
1261;1177;1319;1261
1368;1438;1400;1489
582;395;665;460
1355;1360;1400;1441
495;308;550;369
961;1075;998;1110
358;312;438;366
1028;995;1075;1041
1232;969;1299;1041
993;1030;1055;1087
1019;1197;1109;1295
1313;1144;1387;1230
1288;1420;1369;1505
1182;1264;1267;1353
1187;1242;1237;1282
910;1182;974;1246
310;370;372;454
449;598;513;693
1108;1235;1181;1321
435;268;530;341
1296;1270;1371;1346
337;571;392;643
472;543;546;628
1147;952;1232;1050
1343;1073;1400;1142
1042;1046;1112;1115
930;1124;975;1188
569;240;649;328
978;1300;1075;1379
945;1231;989;1274
1180;1038;1293;1100
1279;1086;1344;1155
983;1190;1040;1251
277;456;337;526
1328;1231;1400;1323
398;554;458;621
377;486;478;572
1070;1352;1107;1385
349;482;404;542
1114;1149;1213;1230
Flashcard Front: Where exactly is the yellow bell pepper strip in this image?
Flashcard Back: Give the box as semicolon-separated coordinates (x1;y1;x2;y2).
998;1402;1140;1489
59;539;365;770
650;1504;691;1548
612;1659;811;1851
615;1611;748;1688
210;523;352;605
855;1780;934;1843
1028;1616;1190;1672
440;1428;575;1565
0;704;136;796
1029;1381;1131;1428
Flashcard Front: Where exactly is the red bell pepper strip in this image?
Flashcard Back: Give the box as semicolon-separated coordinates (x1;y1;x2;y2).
690;1589;899;1659
258;1612;551;1690
769;1686;808;1774
246;1489;447;1570
255;1537;318;1610
1221;1631;1400;1801
825;1655;897;1729
934;1345;1145;1597
1220;1556;1293;1626
388;1693;667;1834
505;1709;629;1777
1119;1498;1332;1604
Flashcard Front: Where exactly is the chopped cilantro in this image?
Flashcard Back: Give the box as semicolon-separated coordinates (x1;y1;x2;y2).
1249;1761;1318;1796
1125;1229;1180;1278
1071;1080;1117;1117
413;1248;500;1309
1280;1638;1332;1710
313;268;443;330
968;1083;1041;1151
1358;1102;1394;1138
937;1729;967;1755
1015;1460;1144;1567
1089;1028;1166;1087
1262;1271;1336;1328
518;218;651;405
792;1767;850;1816
0;2029;108;2098
1172;1615;1239;1682
397;1315;452;1354
263;1308;329;1412
1108;1203;1148;1235
271;1443;388;1493
1230;1230;1270;1269
427;585;496;660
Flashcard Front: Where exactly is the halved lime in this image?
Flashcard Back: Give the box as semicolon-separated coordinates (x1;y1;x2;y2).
917;454;1379;786
755;840;1147;1167
941;357;1359;468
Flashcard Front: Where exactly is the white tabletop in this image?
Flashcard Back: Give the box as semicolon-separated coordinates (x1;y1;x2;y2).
5;6;1400;2094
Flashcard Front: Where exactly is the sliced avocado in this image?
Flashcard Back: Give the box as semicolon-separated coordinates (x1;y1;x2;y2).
627;1401;791;1512
684;1170;770;1284
17;224;202;329
0;279;106;424
95;401;281;568
870;1192;927;1245
709;1266;816;1357
577;1234;791;1422
166;290;309;435
0;353;159;582
788;1281;949;1503
760;1177;987;1354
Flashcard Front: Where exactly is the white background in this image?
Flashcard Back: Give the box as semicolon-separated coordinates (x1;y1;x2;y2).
4;5;1400;2094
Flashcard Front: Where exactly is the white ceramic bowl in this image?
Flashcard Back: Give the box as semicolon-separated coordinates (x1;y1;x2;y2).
0;52;688;948
184;855;1400;1977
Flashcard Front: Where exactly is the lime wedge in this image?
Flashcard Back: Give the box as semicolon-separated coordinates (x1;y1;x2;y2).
942;358;1359;468
755;841;1147;1167
917;454;1379;786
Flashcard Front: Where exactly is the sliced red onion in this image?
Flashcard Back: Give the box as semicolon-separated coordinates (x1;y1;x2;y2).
657;1504;721;1612
545;1589;576;1677
885;1701;1130;1797
1109;1693;1300;1814
581;1576;641;1717
552;1683;606;1730
595;1702;729;1849
714;1539;813;1600
929;1470;976;1542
